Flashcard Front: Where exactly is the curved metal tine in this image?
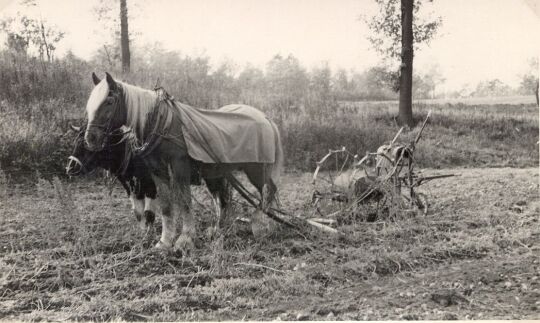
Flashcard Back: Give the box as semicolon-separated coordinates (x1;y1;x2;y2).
65;156;83;175
313;150;335;183
338;152;351;175
390;127;404;146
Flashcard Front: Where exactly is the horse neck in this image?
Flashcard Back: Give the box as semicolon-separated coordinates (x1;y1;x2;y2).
120;82;158;138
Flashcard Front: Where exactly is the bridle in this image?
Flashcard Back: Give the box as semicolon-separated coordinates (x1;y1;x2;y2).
86;87;128;151
66;126;132;176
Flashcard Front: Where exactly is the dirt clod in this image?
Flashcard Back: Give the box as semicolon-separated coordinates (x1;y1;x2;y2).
430;291;468;307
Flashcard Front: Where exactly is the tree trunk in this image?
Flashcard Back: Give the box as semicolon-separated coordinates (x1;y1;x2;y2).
39;21;51;62
120;0;130;74
399;0;414;127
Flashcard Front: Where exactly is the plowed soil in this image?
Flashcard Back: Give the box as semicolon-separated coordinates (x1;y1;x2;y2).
0;167;538;321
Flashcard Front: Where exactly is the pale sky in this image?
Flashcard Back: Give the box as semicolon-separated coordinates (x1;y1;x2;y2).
0;0;538;91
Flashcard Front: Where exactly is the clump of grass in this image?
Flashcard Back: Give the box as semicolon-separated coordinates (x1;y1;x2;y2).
33;173;102;255
208;234;227;274
0;163;8;197
52;176;76;213
35;171;54;199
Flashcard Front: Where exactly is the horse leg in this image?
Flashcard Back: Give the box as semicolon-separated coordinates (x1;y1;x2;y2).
205;177;231;238
153;176;177;249
245;164;278;210
244;164;276;237
168;159;195;254
205;177;230;227
263;175;278;211
141;196;156;231
125;178;145;227
217;179;231;228
141;175;158;232
129;194;145;228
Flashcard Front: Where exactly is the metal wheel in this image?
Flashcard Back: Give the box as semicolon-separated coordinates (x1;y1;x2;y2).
311;147;360;219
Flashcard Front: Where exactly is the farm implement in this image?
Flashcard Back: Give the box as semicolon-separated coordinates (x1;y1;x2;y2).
220;111;455;235
309;111;456;227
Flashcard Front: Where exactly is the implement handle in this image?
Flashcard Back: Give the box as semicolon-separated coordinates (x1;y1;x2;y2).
414;110;432;145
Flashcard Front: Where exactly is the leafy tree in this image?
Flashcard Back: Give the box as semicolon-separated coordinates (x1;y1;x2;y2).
0;1;64;62
414;63;445;99
265;54;309;110
366;0;441;126
237;64;265;105
472;79;513;98
308;63;333;109
332;69;352;100
210;60;240;108
331;67;398;101
518;57;539;105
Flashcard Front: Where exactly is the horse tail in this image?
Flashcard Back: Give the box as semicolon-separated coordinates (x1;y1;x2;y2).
269;120;284;183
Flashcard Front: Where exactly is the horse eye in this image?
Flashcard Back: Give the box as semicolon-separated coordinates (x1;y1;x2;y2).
106;97;115;105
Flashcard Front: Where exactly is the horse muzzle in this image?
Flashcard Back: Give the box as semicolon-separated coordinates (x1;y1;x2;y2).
84;129;106;152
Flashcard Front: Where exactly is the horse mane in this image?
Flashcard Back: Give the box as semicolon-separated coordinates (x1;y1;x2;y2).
120;81;158;139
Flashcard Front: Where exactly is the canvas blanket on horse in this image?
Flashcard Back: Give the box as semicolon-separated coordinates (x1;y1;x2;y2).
175;103;276;164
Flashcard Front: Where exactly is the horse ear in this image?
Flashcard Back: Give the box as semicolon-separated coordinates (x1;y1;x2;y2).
70;124;81;132
105;72;117;91
92;72;101;85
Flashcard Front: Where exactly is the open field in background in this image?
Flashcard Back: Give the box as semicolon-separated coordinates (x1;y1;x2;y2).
0;97;538;178
349;95;537;107
0;167;538;320
277;99;539;171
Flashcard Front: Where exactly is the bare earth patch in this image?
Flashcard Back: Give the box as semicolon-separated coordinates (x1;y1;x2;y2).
0;167;538;321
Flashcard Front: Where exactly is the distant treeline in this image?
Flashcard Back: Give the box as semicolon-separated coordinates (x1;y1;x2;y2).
1;44;537;115
0;45;538;176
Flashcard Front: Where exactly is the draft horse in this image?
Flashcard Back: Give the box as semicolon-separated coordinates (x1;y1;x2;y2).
65;124;231;234
83;72;283;252
66;124;158;231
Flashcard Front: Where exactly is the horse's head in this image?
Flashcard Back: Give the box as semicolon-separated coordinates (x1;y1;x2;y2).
66;124;99;176
84;72;127;152
66;124;129;176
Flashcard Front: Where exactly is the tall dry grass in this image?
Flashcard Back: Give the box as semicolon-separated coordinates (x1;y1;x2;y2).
1;97;538;177
0;51;537;177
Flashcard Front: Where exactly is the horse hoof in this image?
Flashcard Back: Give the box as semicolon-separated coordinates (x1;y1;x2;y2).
154;240;173;250
139;221;151;233
174;235;195;254
251;210;276;239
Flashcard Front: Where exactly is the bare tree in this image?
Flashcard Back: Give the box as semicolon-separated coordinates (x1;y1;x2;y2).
120;0;130;74
94;0;136;74
0;11;64;63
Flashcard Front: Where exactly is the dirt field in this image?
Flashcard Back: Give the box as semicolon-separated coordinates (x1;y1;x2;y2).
0;167;539;321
